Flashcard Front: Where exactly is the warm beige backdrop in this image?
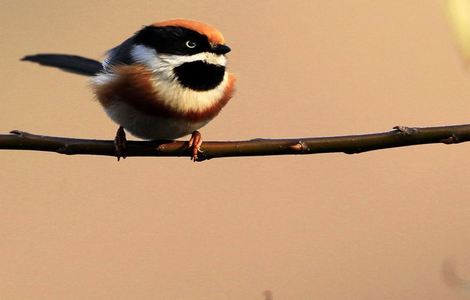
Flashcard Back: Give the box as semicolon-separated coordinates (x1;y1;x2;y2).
2;1;470;299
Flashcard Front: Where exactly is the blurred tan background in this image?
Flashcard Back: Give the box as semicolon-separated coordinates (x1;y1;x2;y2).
2;1;470;299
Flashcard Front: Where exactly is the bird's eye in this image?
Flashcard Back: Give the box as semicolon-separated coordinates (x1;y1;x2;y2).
185;40;197;49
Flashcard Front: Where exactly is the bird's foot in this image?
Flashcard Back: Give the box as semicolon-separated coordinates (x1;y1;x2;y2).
188;131;203;161
114;126;127;161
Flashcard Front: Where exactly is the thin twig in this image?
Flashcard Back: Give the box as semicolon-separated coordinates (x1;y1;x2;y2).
1;124;470;161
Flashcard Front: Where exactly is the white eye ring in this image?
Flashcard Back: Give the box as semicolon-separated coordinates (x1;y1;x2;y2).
186;40;197;48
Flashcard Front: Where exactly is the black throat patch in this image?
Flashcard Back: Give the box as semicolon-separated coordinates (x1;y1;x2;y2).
174;61;225;91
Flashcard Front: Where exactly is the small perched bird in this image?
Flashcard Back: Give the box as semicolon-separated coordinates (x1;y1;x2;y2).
23;19;236;161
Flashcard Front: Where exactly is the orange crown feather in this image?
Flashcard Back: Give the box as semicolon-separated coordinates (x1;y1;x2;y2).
153;19;226;45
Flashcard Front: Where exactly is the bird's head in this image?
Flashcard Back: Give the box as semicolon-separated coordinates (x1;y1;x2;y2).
129;19;231;91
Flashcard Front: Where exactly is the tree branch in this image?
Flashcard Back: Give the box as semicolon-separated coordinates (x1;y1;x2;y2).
1;124;470;161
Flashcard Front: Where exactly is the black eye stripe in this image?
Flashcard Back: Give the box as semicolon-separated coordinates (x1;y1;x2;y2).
133;26;211;55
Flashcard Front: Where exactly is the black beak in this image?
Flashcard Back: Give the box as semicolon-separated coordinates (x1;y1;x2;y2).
212;44;231;55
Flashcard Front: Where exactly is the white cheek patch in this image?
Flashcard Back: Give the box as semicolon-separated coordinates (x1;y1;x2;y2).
156;52;227;67
130;45;227;69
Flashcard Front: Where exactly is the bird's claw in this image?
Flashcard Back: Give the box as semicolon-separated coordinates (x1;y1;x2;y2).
188;131;203;161
114;126;127;161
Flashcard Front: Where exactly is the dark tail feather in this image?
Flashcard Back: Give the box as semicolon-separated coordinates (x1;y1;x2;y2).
22;54;103;76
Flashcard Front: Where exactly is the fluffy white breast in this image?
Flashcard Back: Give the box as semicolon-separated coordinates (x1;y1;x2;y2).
104;100;208;139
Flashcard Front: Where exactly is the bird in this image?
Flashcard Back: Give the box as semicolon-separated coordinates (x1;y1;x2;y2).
23;19;236;161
